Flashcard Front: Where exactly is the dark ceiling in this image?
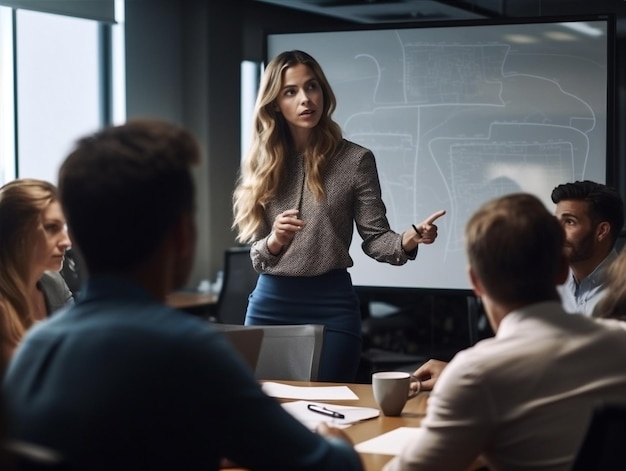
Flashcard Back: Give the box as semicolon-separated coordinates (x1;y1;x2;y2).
253;0;626;24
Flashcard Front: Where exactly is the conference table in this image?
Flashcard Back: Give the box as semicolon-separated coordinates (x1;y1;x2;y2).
236;380;485;471
165;291;217;319
165;291;217;310
277;380;426;471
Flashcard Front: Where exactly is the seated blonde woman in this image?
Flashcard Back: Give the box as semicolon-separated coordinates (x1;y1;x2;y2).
0;179;73;369
592;246;626;327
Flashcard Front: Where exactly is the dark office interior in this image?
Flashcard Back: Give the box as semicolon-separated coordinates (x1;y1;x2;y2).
121;0;626;380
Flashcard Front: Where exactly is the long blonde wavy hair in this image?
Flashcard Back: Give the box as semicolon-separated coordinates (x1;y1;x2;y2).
232;50;343;243
0;179;57;353
593;248;626;321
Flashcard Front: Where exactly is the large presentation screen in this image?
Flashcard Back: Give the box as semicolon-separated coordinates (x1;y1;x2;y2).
267;17;613;290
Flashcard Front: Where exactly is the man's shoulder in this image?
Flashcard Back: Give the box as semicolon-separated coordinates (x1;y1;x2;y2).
445;308;626;378
592;317;626;345
8;302;233;387
25;299;223;349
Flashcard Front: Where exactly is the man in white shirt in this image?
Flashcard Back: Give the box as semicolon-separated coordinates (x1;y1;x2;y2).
412;181;626;390
386;193;626;471
551;180;624;316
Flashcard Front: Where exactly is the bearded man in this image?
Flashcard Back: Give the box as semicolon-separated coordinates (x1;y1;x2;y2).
552;180;624;316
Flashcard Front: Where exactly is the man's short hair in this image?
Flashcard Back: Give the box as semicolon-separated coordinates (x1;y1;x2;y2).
551;180;624;246
58;119;201;274
465;193;564;305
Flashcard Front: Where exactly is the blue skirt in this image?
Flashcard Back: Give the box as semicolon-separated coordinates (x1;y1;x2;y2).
245;269;362;382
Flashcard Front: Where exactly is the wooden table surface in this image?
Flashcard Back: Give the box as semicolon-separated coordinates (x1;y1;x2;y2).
253;381;486;471
274;380;427;471
165;291;217;309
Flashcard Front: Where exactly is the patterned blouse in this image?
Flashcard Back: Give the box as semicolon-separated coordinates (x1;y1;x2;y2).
251;139;416;277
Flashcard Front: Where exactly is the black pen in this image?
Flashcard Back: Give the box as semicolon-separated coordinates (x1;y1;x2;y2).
307;404;345;419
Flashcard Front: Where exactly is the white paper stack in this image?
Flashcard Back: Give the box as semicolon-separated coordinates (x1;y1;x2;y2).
281;400;380;430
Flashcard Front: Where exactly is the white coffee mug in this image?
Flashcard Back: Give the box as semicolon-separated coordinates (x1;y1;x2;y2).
372;371;421;416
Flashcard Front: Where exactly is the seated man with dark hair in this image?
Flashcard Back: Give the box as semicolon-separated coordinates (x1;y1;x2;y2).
1;119;362;471
551;180;625;316
386;193;626;471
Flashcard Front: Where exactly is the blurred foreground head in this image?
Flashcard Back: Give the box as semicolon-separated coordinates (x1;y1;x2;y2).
465;193;565;306
58;119;200;279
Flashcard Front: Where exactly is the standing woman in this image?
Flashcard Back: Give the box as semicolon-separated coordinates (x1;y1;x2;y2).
0;179;73;369
233;50;445;382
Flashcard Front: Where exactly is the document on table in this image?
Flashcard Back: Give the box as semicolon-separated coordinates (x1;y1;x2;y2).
282;400;379;430
261;381;359;400
355;427;422;456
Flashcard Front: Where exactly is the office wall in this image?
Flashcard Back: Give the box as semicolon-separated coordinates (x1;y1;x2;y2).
125;0;243;288
123;0;347;288
617;18;626;200
0;0;115;22
245;0;626;216
123;0;626;290
242;1;351;62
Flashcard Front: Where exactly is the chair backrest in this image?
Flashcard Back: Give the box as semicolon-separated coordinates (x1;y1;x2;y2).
214;246;258;325
254;324;325;382
211;324;265;372
571;402;626;471
211;324;324;381
59;247;86;299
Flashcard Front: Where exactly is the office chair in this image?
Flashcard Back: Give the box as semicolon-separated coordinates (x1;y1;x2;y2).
571;402;626;471
211;324;325;381
214;246;259;325
211;324;265;372
254;324;325;382
59;248;86;300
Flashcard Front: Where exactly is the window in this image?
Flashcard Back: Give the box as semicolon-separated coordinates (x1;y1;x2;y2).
15;9;101;184
0;7;16;185
240;60;261;159
0;2;124;187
